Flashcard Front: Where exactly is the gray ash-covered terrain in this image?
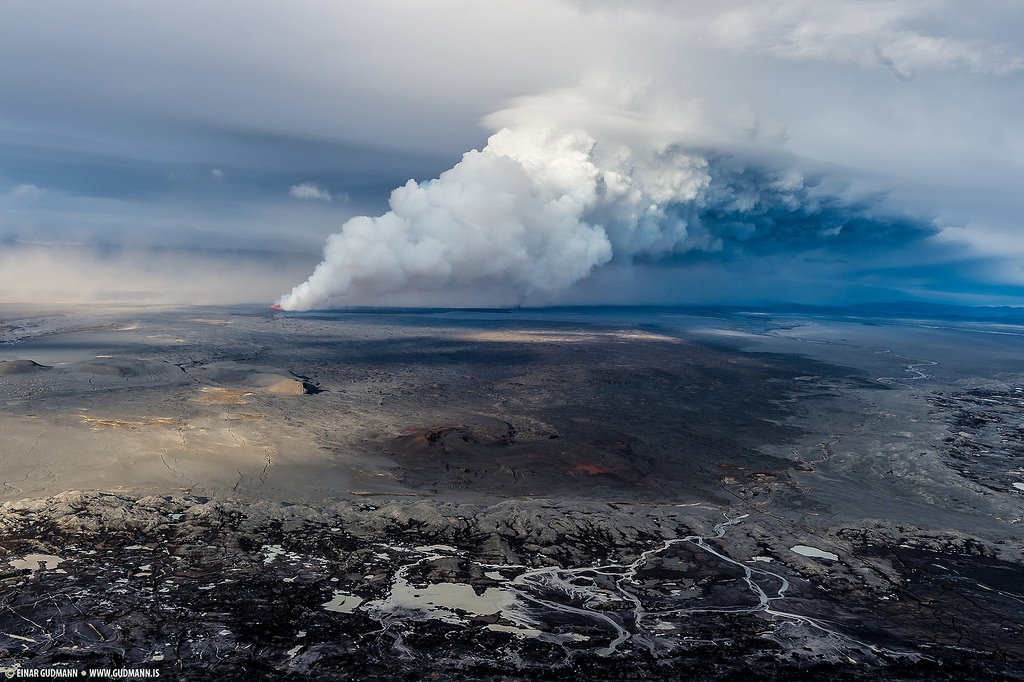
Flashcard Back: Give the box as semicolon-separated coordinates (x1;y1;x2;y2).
1;304;1022;680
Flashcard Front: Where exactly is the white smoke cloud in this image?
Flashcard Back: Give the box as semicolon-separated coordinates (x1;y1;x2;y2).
277;80;940;310
289;182;332;202
278;130;614;309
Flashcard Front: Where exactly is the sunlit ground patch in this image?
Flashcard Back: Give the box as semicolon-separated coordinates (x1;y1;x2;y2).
81;415;181;430
195;387;253;404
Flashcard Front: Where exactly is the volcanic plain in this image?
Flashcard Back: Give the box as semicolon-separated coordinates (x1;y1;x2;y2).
1;304;1022;680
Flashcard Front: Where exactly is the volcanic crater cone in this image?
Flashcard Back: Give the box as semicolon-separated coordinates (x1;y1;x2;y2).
199;361;317;396
0;359;51;375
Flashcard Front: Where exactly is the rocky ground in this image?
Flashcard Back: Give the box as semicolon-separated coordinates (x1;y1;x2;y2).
1;491;1021;680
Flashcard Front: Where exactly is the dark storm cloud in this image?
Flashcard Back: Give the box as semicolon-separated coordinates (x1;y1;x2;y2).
692;158;939;256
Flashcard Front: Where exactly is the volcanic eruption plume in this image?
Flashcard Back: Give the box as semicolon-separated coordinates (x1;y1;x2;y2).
276;81;936;310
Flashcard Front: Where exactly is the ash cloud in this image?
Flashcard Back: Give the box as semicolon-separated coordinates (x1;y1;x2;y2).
277;83;940;310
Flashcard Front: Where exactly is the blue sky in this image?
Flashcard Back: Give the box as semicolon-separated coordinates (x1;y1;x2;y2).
1;1;1022;307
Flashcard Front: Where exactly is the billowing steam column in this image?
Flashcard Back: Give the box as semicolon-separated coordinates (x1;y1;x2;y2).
275;122;716;311
275;128;621;311
277;83;937;311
